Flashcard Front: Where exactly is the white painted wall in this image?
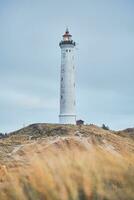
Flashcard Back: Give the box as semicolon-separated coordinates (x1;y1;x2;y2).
59;43;76;124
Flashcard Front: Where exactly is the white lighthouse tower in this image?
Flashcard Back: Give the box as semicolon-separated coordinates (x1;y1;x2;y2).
59;28;76;124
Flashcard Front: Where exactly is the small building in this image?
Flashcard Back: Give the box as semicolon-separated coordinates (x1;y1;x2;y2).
76;120;84;125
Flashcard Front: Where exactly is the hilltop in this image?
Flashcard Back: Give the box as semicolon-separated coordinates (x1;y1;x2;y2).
0;123;134;164
0;123;134;200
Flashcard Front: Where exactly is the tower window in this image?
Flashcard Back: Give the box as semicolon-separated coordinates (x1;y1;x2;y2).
61;77;63;81
66;49;68;52
69;50;71;52
61;95;63;99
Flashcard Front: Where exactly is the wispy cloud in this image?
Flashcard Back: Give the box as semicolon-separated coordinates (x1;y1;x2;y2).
0;0;134;132
0;88;58;110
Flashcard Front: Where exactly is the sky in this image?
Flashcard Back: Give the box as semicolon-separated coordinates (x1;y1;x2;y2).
0;0;134;133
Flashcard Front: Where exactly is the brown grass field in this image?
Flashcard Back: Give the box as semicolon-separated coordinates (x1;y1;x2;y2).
0;124;134;200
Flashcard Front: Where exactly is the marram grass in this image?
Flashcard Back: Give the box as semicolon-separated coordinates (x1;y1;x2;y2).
0;146;134;200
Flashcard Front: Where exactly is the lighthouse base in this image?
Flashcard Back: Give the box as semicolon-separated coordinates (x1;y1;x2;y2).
59;114;76;125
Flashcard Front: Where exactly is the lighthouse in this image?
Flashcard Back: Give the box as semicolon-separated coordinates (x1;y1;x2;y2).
59;28;76;124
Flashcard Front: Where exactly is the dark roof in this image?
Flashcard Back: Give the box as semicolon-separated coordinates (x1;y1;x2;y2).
59;40;76;46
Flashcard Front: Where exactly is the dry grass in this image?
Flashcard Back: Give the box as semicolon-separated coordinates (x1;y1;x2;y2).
0;144;134;200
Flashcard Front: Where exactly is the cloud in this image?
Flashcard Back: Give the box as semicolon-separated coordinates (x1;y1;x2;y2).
0;88;58;110
0;0;134;132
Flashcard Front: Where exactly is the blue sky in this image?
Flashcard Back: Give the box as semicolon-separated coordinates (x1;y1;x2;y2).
0;0;134;132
